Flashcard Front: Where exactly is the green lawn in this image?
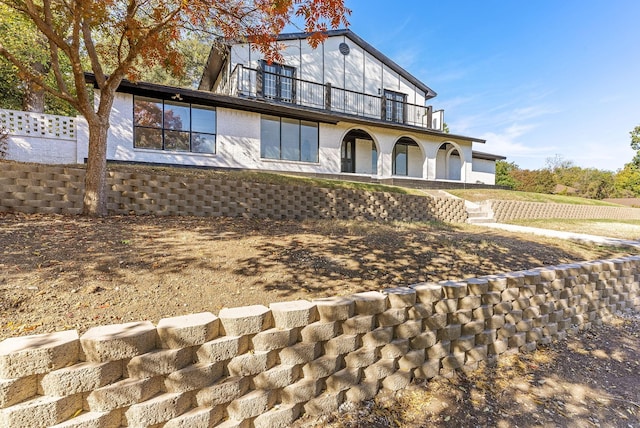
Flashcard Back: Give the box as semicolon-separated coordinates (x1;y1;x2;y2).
108;164;424;196
107;164;629;204
506;218;640;240
446;189;623;206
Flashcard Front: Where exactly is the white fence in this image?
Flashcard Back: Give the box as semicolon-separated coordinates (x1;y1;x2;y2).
1;108;85;164
0;109;76;140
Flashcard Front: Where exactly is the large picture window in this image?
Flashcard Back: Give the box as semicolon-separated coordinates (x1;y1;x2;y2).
260;115;319;163
134;96;216;154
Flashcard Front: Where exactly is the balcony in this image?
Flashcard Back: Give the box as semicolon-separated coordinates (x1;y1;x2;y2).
217;64;444;131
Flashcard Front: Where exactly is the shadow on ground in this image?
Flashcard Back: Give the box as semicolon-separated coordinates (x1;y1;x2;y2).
0;213;633;338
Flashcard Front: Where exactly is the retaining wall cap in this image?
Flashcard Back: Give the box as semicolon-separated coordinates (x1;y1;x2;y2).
218;305;270;319
312;297;355;321
157;312;218;330
269;300;318;328
218;305;273;336
382;287;417;307
0;330;79;378
351;291;388;314
157;312;219;348
81;321;156;341
409;282;442;292
466;278;488;284
80;321;157;362
0;329;78;356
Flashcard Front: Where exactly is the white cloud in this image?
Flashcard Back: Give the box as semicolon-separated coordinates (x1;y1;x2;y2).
480;123;555;158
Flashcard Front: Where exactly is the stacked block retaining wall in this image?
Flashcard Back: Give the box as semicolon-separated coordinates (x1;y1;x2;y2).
490;200;640;222
0;162;467;223
1;256;639;427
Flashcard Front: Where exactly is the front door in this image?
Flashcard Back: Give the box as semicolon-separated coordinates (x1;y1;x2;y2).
341;140;355;173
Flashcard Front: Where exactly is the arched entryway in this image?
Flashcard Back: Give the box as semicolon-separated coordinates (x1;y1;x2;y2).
436;142;464;181
341;129;378;174
392;137;423;177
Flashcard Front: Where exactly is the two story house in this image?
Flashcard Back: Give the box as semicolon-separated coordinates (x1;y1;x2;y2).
97;29;504;185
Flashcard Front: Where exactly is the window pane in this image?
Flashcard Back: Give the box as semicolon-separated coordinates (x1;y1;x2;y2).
134;127;162;149
134;97;163;128
263;64;277;99
280;67;294;102
192;133;216;154
372;143;378;175
164;101;190;131
164;130;190;151
192;106;216;133
300;121;318;162
261;115;280;159
394;144;407;175
281;117;300;161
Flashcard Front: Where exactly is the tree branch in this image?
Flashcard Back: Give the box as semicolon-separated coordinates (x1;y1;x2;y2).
0;42;77;107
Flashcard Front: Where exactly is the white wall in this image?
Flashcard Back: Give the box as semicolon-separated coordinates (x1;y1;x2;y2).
469;158;497;184
354;138;373;174
407;145;422;178
228;34;428;106
1;109;79;164
101;93;332;174
472;158;495;174
85;93;492;185
1;100;495;185
425;140;473;182
6;135;77;164
448;153;462;180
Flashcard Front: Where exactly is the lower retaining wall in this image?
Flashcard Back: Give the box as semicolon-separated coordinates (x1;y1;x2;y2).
1;256;639;427
491;199;640;222
0;162;467;223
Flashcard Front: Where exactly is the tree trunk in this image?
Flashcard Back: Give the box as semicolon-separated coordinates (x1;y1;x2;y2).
83;119;110;216
22;62;47;113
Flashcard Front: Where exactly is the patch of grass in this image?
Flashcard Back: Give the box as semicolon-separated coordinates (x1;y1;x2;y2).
107;163;425;196
507;218;640;240
447;189;623;206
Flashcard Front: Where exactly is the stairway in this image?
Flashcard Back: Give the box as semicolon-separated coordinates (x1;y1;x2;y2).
465;200;495;224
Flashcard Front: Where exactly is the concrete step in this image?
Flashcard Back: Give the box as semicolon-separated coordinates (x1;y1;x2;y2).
464;200;495;224
467;217;495;224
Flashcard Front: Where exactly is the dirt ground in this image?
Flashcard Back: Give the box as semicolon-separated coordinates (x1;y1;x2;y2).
0;212;638;426
1;212;633;338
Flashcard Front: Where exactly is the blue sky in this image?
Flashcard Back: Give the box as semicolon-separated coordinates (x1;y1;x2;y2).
337;0;640;171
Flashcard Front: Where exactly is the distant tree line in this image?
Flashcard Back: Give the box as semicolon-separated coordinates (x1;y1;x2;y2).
496;147;640;200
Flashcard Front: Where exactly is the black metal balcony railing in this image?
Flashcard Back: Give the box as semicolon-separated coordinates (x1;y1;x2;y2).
217;64;444;131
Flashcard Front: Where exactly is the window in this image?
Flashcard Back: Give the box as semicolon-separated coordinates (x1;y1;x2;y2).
393;139;419;176
260;115;318;162
384;89;406;123
261;61;295;103
134;96;216;154
393;143;408;175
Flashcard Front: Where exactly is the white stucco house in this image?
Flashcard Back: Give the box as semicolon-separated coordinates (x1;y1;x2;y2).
5;29;505;186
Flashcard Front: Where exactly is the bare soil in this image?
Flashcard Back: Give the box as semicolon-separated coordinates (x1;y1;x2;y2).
0;212;638;426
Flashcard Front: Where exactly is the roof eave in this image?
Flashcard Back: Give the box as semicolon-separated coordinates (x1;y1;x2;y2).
472;150;506;161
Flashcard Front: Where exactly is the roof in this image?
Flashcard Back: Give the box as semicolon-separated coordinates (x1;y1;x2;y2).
472;151;506;161
199;29;437;99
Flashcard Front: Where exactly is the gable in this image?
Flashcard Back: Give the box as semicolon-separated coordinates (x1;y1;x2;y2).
199;29;436;102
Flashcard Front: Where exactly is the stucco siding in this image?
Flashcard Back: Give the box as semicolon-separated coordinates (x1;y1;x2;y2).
226;35;429;106
407;145;423;177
